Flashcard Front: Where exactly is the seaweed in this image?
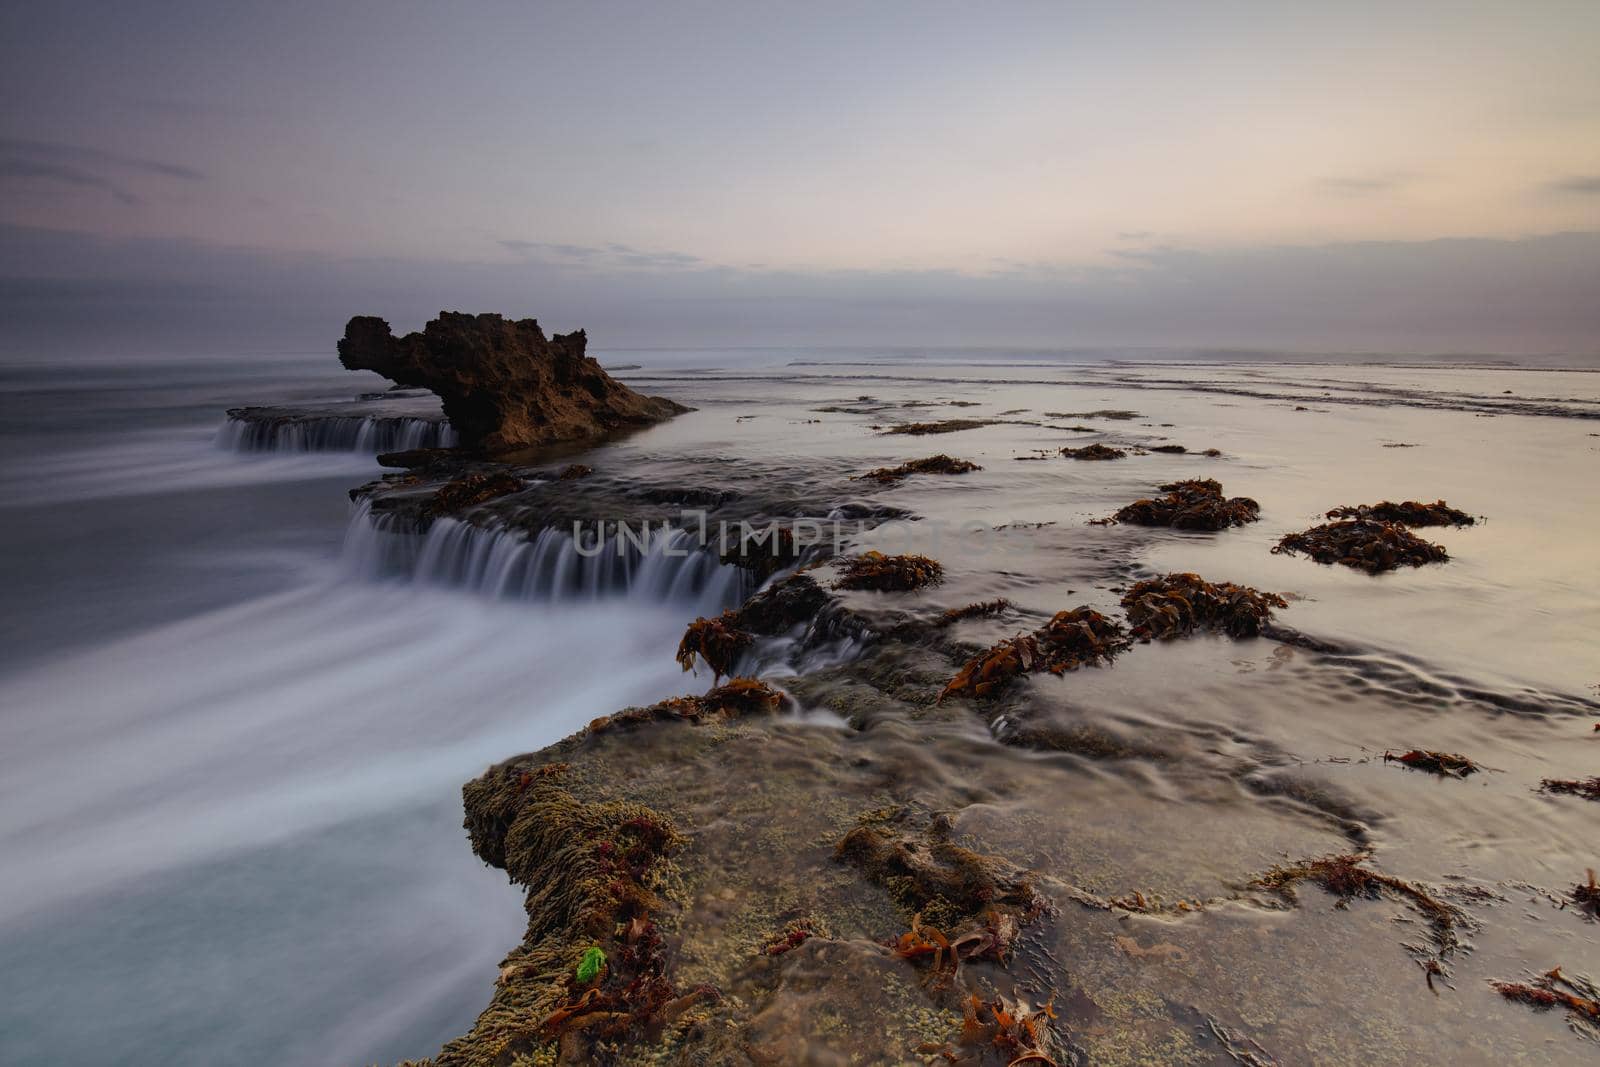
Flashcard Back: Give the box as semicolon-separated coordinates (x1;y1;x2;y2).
936;598;1013;626
1325;499;1472;527
448;773;711;1064
940;608;1131;701
676;611;753;681
557;463;593;480
1252;853;1463;958
1120;572;1287;639
1149;444;1187;454
1059;443;1126;460
425;471;524;515
881;419;997;436
1045;409;1139;420
836;810;1045;936
586;678;789;735
1541;777;1600;801
1272;519;1448;573
834;551;944;592
855;454;982;484
1107;479;1260;530
1324;500;1474;527
1492;967;1600;1029
1384;749;1480;778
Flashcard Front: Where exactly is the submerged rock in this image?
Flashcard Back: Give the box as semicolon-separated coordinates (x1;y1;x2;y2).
337;312;688;452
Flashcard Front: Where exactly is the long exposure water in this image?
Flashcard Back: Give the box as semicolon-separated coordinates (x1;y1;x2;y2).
2;349;1596;1064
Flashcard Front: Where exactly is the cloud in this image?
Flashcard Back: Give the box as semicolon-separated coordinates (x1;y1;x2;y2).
2;224;1596;359
497;239;703;271
1315;172;1416;196
0;138;205;208
1546;175;1600;194
0;159;139;204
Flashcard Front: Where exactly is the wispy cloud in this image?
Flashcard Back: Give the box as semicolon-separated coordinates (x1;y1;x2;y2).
1546;175;1600;194
0;137;204;207
1315;172;1416;196
498;239;703;271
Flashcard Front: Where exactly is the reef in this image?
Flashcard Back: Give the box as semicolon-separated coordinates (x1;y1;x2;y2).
1273;519;1449;573
337;312;688;451
1104;479;1260;530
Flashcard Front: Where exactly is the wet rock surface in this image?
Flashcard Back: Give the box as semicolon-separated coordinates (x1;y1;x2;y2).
337;312;688;452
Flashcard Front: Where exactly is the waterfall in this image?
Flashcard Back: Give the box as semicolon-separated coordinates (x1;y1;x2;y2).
340;500;749;613
216;415;458;453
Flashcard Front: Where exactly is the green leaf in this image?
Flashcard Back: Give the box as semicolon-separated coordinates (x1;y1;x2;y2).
575;946;606;984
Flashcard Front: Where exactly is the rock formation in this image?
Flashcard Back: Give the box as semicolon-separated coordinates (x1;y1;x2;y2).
337;312;688;452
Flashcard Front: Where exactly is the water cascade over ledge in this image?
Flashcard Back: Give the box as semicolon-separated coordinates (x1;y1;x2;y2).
216;415;458;453
340;500;749;614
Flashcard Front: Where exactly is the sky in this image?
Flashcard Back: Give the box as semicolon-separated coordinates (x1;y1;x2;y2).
1;0;1598;358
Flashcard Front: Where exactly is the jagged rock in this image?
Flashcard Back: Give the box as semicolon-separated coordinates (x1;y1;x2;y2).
337;312;689;451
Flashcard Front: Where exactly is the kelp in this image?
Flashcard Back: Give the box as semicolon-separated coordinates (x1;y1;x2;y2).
557;463;593;480
1325;500;1474;527
1120;572;1287;639
1384;749;1480;778
835;810;1045;935
425;471;524;515
1492;967;1600;1030
1045;409;1138;420
936;598;1013;626
1273;519;1448;573
881;419;997;436
1252;853;1463;957
447;771;711;1065
1059;443;1126;460
1541;776;1600;801
855;454;982;484
1149;444;1187;454
914;994;1061;1065
586;678;788;735
675;611;753;681
1108;478;1260;530
940;608;1131;701
834;551;944;592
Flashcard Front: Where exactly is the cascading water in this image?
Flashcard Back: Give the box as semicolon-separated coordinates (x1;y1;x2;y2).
341;500;750;614
216;415;458;453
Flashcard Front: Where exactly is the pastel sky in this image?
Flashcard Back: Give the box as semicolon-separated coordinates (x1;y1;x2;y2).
2;1;1598;356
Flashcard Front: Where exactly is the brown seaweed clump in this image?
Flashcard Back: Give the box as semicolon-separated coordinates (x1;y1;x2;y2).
834;551;944;592
1273;519;1448;573
425;471;524;515
1492;967;1600;1030
936;598;1013;626
1383;749;1480;778
1325;500;1474;527
1252;853;1462;958
855;454;982;484
881;419;996;436
1120;572;1287;639
916;994;1061;1066
450;768;713;1065
1109;479;1260;530
586;678;788;735
940;608;1132;701
1059;443;1126;460
675;611;753;681
1574;869;1600;918
1540;776;1600;801
557;463;593;480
